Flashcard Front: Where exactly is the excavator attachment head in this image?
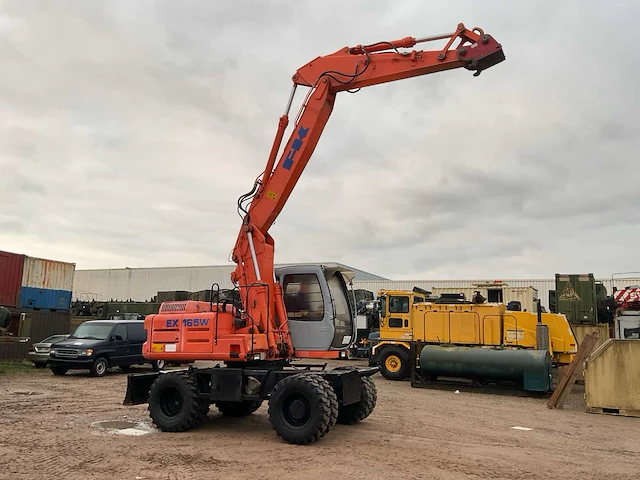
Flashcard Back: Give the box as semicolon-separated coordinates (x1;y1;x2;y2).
456;34;505;76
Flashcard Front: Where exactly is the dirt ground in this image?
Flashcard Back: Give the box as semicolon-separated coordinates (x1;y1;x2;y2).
1;359;639;480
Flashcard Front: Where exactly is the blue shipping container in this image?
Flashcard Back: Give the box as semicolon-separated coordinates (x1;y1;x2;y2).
19;287;73;311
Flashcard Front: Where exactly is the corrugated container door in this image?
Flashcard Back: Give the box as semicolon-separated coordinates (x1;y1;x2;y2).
0;250;25;308
19;256;76;311
556;274;597;324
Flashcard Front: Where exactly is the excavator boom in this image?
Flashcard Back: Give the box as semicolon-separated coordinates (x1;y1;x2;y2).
230;23;505;359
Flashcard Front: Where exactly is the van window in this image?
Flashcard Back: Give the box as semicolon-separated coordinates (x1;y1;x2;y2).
127;322;147;341
113;324;127;341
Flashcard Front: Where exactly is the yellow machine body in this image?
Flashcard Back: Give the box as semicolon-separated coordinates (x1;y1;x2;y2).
373;289;577;366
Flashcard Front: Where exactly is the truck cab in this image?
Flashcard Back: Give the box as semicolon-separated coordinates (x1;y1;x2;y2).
274;264;357;355
368;288;429;379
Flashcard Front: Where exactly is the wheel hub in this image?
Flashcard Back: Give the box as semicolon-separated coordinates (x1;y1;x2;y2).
385;355;401;372
289;399;306;420
160;387;183;417
282;393;311;427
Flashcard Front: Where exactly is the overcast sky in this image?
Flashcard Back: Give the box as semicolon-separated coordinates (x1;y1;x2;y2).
1;1;639;280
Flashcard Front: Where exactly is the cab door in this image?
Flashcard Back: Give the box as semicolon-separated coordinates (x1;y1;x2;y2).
276;265;355;351
126;322;146;363
383;295;413;340
110;323;130;366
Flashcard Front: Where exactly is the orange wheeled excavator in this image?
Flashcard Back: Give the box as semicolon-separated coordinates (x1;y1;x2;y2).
124;23;505;444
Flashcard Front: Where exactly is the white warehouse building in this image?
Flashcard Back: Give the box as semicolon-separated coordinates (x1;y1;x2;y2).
72;262;640;311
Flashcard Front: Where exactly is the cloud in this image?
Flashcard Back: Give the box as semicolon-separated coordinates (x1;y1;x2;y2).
0;0;639;283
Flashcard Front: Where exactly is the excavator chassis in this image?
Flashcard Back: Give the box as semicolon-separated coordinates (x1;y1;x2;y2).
124;363;379;445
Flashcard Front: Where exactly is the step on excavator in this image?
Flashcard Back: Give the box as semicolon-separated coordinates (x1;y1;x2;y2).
123;23;506;444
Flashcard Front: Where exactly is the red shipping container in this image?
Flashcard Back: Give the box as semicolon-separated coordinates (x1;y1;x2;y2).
0;250;25;308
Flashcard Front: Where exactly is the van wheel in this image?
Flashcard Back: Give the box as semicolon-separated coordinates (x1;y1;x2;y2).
51;366;68;375
379;346;410;380
152;359;165;371
90;357;109;377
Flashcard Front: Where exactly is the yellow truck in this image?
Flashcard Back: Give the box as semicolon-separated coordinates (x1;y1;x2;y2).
369;289;578;380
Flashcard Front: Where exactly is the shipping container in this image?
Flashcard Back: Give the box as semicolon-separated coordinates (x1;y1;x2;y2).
17;310;71;343
19;255;76;312
0;339;31;361
555;273;598;324
0;250;24;308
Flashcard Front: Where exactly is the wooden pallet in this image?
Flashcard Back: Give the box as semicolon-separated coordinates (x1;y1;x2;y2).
586;406;640;418
547;331;600;409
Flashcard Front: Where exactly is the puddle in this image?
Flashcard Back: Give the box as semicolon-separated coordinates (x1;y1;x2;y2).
94;421;136;429
91;419;156;436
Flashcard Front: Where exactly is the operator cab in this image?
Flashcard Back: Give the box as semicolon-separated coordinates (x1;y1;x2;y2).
275;264;356;352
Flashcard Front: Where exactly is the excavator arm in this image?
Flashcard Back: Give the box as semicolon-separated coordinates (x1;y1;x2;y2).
230;23;505;359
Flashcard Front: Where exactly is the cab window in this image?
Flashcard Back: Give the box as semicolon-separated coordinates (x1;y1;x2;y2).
389;296;410;314
283;274;324;321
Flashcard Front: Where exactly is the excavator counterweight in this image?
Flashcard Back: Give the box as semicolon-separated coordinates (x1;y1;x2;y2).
124;23;506;444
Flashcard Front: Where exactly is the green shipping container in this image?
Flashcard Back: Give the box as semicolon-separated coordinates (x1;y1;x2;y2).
555;273;598;324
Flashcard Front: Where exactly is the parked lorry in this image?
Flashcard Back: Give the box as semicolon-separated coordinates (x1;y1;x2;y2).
369;288;577;381
612;283;640;339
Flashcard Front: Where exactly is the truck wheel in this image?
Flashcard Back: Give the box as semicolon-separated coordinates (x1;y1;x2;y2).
216;400;262;417
151;360;165;371
268;373;338;445
51;366;68;376
336;376;377;425
90;357;109;377
148;371;206;432
379;346;410;380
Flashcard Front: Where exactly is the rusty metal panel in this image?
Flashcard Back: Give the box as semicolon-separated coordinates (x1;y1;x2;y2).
21;256;75;290
0;250;25;308
23;311;71;343
0;340;31;361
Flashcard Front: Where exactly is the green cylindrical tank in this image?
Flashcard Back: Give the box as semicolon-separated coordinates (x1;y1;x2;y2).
418;345;553;392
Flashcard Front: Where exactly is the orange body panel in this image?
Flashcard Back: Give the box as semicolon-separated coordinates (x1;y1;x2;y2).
142;301;269;362
294;350;348;359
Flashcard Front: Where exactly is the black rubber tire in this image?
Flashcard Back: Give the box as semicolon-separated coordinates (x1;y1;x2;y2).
34;363;48;369
50;366;68;375
378;346;411;380
268;373;338;445
216;400;262;417
90;356;109;377
336;375;377;425
148;371;206;432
